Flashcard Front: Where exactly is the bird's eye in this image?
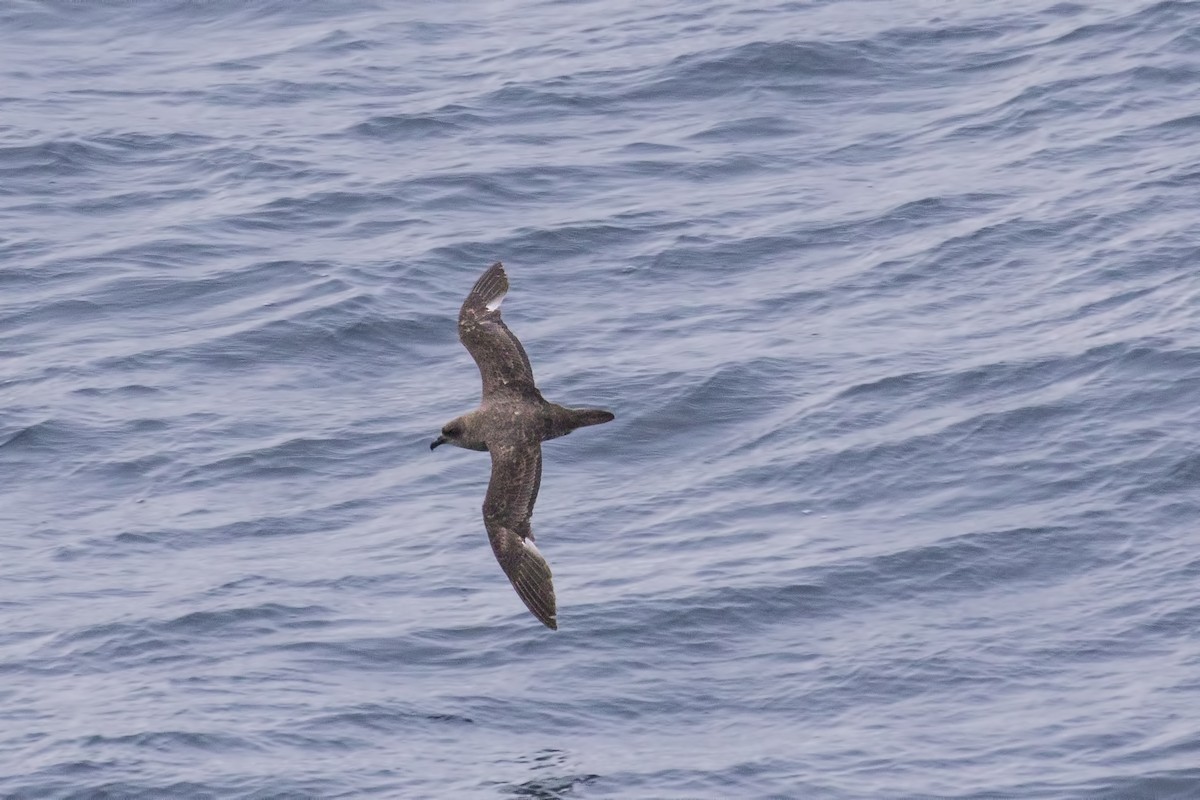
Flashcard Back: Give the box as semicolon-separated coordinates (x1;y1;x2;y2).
443;424;461;437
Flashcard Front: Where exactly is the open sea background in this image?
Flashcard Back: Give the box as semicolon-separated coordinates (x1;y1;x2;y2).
3;0;1200;797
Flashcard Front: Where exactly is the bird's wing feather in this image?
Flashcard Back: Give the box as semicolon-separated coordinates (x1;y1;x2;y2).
458;262;538;400
483;440;556;629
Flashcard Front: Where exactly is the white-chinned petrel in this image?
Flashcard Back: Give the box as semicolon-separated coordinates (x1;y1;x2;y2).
431;262;614;629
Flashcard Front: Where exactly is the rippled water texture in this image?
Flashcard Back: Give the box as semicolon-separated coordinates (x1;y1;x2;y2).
3;1;1200;797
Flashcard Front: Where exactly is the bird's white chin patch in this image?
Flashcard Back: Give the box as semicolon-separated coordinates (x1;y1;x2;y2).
485;291;506;311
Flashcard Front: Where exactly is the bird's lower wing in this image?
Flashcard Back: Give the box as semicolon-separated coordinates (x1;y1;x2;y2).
483;441;556;629
485;523;557;630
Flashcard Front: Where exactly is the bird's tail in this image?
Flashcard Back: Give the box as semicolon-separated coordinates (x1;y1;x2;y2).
568;408;615;429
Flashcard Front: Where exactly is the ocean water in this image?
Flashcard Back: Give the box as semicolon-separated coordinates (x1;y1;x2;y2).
3;0;1200;797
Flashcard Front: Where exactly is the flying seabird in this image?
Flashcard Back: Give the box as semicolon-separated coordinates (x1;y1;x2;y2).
430;262;614;630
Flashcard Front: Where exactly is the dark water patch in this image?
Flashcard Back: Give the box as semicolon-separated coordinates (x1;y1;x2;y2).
647;232;806;276
1136;163;1200;190
153;505;377;546
209;79;354;108
677;152;779;183
82;730;261;753
835;342;1123;409
498;771;600;799
404;164;608;211
1067;285;1157;318
581;766;811;800
955;51;1036;75
88;288;424;377
594;582;842;646
644;40;891;101
300;28;383;56
1089;770;1200;800
1105;342;1200;383
164;603;333;636
1052;0;1196;47
218;307;435;372
112;531;167;547
0;418;99;459
84;238;253;272
72;384;164;398
289;570;414;593
0;130;214;205
38;604;331;670
349;114;467;142
616;140;689;155
0;0;356;30
0;295;107;337
258;729;372;753
273;635;475;673
1132;599;1200;642
878;16;1032;48
1149;111;1200;135
91;131;215;155
910;211;1101;288
301;703;475;734
495;222;646;264
192;145;345;184
1120;62;1200;88
621;359;794;447
410;173;551;211
840;193;1012;248
0;237;54;279
480;83;620;116
0;140;136;181
2;774;209;800
220;190;406;232
85;450;174;483
686;115;801;142
790;396;1120;518
1126;451;1200;502
840;526;1080;598
608;525;1086;644
5;258;333;346
38;627;200;672
212;574;282;593
941;73;1117;144
186;433;386;482
90;268;307;317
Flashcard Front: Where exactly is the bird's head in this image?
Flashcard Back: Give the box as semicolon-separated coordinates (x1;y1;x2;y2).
430;417;467;450
429;419;460;450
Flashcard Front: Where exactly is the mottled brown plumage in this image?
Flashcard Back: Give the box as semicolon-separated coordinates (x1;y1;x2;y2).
430;262;614;629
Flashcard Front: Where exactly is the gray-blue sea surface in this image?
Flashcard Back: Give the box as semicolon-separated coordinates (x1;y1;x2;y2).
3;1;1199;798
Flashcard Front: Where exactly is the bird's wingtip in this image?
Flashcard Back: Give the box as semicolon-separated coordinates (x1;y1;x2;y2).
462;261;510;317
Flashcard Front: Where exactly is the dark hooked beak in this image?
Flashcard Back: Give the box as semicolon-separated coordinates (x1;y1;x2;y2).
430;435;446;450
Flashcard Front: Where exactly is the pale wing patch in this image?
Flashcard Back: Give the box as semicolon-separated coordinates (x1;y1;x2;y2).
522;537;542;556
485;290;506;311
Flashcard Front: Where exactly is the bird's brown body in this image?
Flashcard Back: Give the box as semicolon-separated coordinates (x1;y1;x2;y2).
439;399;607;453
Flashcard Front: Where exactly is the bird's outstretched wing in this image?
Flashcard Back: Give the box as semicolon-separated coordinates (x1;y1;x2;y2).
458;262;539;400
483;440;556;629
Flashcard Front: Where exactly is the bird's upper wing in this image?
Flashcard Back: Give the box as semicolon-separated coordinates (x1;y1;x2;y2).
458;262;539;400
483;439;555;629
